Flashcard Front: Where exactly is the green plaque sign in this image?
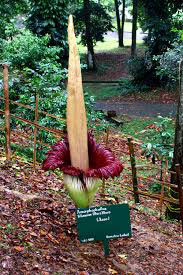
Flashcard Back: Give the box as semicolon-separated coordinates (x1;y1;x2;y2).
76;204;131;255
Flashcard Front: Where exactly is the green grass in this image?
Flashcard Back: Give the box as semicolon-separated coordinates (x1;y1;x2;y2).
84;84;122;100
122;117;157;139
112;21;142;34
79;38;144;55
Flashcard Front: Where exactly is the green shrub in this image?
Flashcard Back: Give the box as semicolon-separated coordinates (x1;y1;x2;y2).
118;78;149;95
127;56;157;86
154;43;183;88
1;30;60;69
141;116;174;163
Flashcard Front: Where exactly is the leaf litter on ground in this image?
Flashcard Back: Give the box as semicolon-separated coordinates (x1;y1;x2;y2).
0;130;183;274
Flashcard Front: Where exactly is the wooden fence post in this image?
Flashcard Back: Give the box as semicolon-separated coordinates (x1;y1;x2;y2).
3;64;11;161
33;94;39;169
159;160;168;218
175;164;183;235
128;138;140;203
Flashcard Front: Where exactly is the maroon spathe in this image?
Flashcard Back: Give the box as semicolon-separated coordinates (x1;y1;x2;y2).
42;133;123;179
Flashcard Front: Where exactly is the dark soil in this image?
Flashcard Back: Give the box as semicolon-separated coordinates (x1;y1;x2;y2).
82;52;129;81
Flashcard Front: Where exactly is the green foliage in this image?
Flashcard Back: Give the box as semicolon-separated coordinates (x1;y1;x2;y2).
119;78;149;95
127;56;157;86
0;0;28;39
139;0;182;56
172;11;183;39
149;183;168;194
154;43;183;88
1;30;60;69
137;0;183;87
74;1;113;46
26;0;69;60
141;116;174;162
0;26;110;162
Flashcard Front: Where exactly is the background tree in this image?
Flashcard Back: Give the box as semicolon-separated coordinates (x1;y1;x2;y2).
74;0;113;70
131;0;138;56
135;0;183;84
166;61;183;220
114;0;126;47
83;0;96;70
26;0;69;62
121;0;126;46
114;0;122;47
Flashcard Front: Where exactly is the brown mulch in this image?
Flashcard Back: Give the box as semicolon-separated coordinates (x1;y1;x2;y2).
0;133;183;274
82;53;129;81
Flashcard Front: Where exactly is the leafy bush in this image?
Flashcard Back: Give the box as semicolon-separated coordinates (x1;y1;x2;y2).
127;55;157;86
141;116;174;163
1;30;60;69
154;43;183;87
118;78;149;95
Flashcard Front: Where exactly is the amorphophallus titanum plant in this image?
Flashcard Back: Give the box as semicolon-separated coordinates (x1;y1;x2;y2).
42;15;123;208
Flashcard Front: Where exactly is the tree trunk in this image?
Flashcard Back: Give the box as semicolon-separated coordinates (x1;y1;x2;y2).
131;0;138;56
121;0;126;47
166;61;183;220
83;0;96;71
114;0;123;47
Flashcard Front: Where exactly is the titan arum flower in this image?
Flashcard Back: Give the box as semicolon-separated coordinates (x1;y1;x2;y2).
42;15;123;208
43;133;123;208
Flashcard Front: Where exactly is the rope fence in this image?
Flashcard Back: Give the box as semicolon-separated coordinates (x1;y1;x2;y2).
0;64;65;168
0;64;183;234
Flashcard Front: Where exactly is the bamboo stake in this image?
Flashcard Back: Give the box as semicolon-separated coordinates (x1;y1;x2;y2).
67;15;89;171
33;94;39;169
3;64;11;161
175;164;183;235
128;138;140;203
159;160;168;217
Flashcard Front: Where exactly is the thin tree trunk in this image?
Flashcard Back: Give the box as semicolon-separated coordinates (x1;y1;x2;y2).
83;0;96;71
166;60;183;220
114;0;123;47
131;0;138;56
121;0;126;47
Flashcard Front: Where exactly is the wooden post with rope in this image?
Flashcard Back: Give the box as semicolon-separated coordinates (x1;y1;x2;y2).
3;64;11;161
128;137;140;203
